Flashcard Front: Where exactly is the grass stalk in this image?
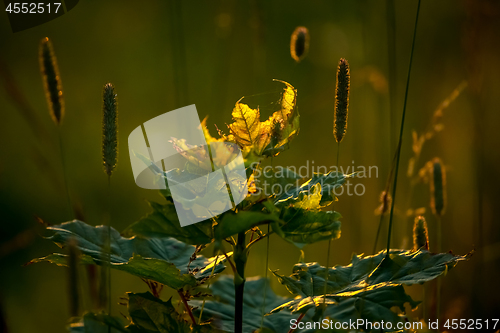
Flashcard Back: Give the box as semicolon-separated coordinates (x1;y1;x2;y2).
323;143;340;309
386;0;421;255
107;177;112;325
101;83;117;329
57;128;73;218
436;214;442;324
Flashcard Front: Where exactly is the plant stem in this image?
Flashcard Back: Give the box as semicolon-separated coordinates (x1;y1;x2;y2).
287;312;306;333
107;176;112;333
178;290;196;325
386;0;421;255
436;214;442;325
57;128;73;218
386;0;397;148
324;143;340;310
234;231;247;333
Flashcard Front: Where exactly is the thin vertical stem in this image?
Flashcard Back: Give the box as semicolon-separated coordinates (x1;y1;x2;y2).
386;0;421;255
58;128;72;218
436;214;442;324
323;143;340;309
107;176;112;333
386;0;397;147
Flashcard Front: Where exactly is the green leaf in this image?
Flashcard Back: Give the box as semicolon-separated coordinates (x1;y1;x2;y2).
273;249;469;298
274;171;350;208
191;276;310;333
215;210;281;240
272;208;341;248
30;221;228;290
271;249;470;330
252;166;303;199
291;183;322;209
128;292;192;333
123;200;213;245
271;284;417;332
366;249;472;286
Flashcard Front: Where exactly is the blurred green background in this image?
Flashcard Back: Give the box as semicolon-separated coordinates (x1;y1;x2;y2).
1;0;500;332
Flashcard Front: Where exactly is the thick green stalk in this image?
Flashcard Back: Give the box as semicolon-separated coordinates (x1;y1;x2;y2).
234;231;247;333
386;0;421;255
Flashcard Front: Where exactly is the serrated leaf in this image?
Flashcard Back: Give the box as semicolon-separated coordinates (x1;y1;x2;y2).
128;292;192;333
270;249;470;330
228;81;298;158
271;284;418;332
123;200;213;245
215;210;281;240
272;208;341;248
191;276;311;333
229;101;273;155
273;250;469;298
291;183;322;209
274;171;350;208
30;221;229;290
366;249;472;286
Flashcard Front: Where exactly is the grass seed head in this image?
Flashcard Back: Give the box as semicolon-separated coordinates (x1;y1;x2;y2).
290;26;309;63
39;37;64;125
334;58;350;143
430;158;446;217
413;215;429;251
102;83;118;177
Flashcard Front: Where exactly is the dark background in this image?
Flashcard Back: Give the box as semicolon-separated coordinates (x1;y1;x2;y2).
1;1;499;332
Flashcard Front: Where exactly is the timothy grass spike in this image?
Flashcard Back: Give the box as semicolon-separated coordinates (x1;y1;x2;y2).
430;158;446;217
102;83;118;177
290;26;309;63
39;37;64;125
413;216;429;251
334;58;350;143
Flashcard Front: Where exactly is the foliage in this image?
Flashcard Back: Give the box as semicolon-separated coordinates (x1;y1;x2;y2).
30;80;470;333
